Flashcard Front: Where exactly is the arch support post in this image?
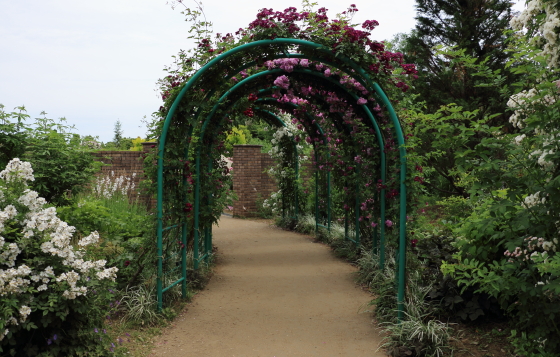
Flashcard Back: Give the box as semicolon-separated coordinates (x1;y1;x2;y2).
193;148;201;271
155;38;408;322
327;170;331;232
314;165;319;235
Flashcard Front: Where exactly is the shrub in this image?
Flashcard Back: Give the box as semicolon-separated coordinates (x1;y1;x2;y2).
361;251;452;357
0;105;28;170
414;232;502;322
0;107;100;206
23;115;99;206
0;159;118;356
57;172;154;290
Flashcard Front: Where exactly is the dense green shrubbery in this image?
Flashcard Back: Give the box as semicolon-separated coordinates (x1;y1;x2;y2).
57;201;153;290
0;106;99;206
59;172;158;292
0;153;168;356
438;26;560;353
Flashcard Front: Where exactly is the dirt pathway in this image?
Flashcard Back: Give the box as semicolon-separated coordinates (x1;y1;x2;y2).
150;216;385;357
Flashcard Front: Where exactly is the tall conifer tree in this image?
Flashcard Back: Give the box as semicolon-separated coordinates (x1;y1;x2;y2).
400;0;516;196
405;0;514;116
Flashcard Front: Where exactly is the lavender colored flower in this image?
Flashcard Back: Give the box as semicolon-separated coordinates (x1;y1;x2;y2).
273;75;290;90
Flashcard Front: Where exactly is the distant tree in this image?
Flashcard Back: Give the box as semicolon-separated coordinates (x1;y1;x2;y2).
403;0;515;117
113;120;124;148
399;0;517;197
130;136;147;151
224;125;251;156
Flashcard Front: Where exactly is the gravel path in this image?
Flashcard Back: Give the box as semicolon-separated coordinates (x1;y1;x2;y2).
149;215;384;357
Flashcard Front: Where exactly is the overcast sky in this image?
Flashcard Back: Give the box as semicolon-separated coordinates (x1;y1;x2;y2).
0;0;525;143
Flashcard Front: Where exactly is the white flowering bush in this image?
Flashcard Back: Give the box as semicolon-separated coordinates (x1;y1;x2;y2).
440;4;560;354
261;190;282;216
0;159;118;356
262;116;309;218
510;0;560;68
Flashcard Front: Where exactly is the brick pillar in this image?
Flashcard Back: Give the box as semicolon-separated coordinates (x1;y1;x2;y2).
232;145;263;217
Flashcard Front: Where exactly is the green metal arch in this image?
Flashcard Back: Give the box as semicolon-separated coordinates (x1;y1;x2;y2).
194;68;389;253
157;38;408;320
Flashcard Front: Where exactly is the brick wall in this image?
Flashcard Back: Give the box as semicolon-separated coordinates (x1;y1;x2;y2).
91;143;311;216
232;145;278;217
90;142;156;209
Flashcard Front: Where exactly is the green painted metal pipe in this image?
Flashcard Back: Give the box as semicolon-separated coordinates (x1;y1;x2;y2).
205;159;213;264
355;164;361;247
190;65;385;237
193;149;201;271
295;144;299;218
158;38;405;320
204;226;210;264
161;277;185;293
181;146;189;298
373;190;379;255
344;210;349;241
256;102;331;223
327;170;331;232
372;83;408;322
315;166;319;234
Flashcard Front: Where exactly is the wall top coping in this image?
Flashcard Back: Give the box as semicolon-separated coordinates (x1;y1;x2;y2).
233;145;263;148
141;142;157;152
92;151;142;154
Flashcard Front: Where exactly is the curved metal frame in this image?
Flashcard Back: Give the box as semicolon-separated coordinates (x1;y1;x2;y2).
157;38;408;320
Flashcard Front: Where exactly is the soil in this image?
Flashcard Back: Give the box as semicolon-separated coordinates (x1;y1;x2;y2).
149;215;385;357
450;322;515;357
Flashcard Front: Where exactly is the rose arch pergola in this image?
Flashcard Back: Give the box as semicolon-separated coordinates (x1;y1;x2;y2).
152;8;415;320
